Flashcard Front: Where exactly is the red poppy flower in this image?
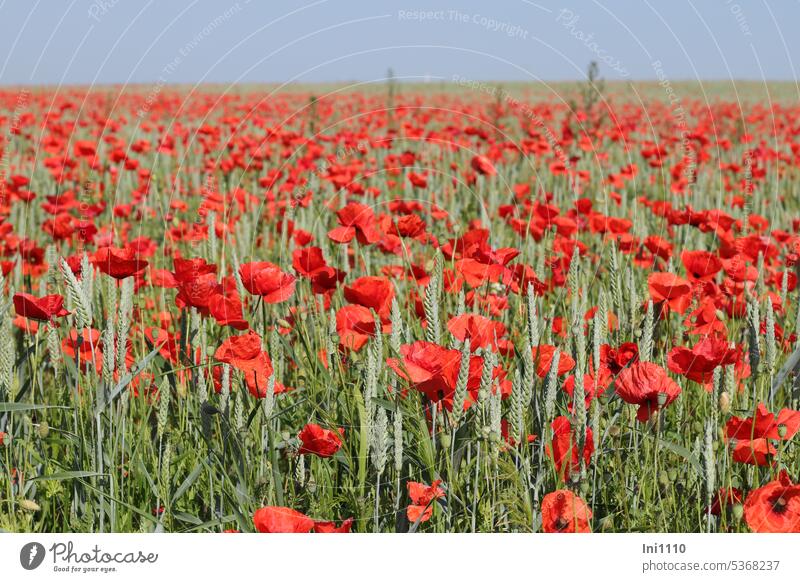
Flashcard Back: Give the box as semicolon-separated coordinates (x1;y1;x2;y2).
328;202;381;245
444;229;518;288
667;337;739;385
173;256;217;284
214;331;287;397
600;342;638;375
343;276;394;320
547;416;594;481
681;250;722;281
725;403;800;465
313;518;353;533
446;313;508;352
292;246;343;295
726;403;800;441
541;490;592;533
406;480;445;523
336;304;380;351
647;272;693;314
172;257;218;312
563;369;612;410
253;506;314;533
615;362;681;422
239;262;296;303
62;328;103;374
208;291;248;330
94;246;148;279
13;292;70;323
730;438;775;466
298;423;344;458
744;472;800;533
387;341;483;410
683;299;727;337
471;154;497;176
531;345;575;378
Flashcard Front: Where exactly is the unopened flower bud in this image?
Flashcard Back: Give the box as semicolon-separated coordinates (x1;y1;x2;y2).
732;503;744;521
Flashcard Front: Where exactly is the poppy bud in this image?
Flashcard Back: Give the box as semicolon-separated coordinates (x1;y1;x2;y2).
732;503;744;521
658;472;669;487
608;425;620;437
667;469;677;482
277;319;292;329
579;480;590;495
438;432;451;449
37;421;49;439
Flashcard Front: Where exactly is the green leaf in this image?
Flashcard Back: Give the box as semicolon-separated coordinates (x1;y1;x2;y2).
94;345;161;414
657;439;703;477
770;344;800;400
0;402;69;413
172;511;203;525
31;471;105;482
171;461;205;504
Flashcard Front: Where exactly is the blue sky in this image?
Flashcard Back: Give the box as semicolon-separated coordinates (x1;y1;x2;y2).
1;0;798;86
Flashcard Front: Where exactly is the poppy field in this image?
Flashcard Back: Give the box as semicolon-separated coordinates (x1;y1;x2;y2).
2;82;800;534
